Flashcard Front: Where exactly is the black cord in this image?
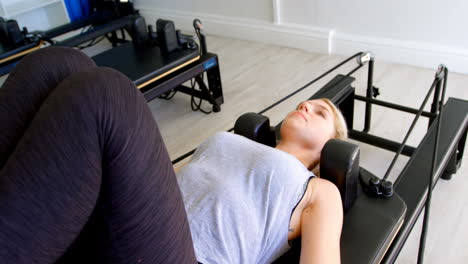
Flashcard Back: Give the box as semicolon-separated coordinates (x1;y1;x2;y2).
158;89;178;100
190;75;212;114
76;34;106;49
76;26;110;49
196;30;202;55
193;19;203;56
157;76;211;113
188;19;212;114
190;78;201;109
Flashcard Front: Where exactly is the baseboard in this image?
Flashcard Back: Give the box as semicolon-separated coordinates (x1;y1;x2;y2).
137;6;331;54
332;33;468;74
137;6;468;74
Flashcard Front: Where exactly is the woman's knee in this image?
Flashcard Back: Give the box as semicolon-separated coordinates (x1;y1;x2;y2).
4;47;95;93
0;47;96;166
51;67;144;117
0;47;97;136
44;67;157;153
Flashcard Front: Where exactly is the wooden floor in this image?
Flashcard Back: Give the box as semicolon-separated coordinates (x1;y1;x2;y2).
2;35;467;263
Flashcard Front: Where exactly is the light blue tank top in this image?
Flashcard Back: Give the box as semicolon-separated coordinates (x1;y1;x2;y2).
176;132;315;263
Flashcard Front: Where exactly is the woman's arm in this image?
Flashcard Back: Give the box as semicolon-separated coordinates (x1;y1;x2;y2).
300;178;343;264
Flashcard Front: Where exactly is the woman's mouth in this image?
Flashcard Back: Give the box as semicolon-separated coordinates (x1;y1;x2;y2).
294;111;307;122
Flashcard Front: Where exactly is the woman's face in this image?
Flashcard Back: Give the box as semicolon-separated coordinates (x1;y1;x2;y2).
280;100;335;150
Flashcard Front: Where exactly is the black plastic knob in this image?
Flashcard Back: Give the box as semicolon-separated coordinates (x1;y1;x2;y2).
369;176;380;187
368;176;381;194
381;180;393;197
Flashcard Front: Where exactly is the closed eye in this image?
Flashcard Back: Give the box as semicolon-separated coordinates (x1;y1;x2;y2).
315;107;328;119
318;110;326;118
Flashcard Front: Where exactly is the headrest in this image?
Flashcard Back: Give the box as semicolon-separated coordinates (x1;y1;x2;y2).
234;112;276;147
321;139;360;212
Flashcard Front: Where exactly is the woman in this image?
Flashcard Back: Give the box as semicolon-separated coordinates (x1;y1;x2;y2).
177;99;347;264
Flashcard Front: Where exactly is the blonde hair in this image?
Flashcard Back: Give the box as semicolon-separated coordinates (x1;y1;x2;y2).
312;98;349;176
321;98;348;140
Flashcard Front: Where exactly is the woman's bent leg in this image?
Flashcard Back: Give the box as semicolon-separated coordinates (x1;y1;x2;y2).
0;47;96;167
0;67;196;264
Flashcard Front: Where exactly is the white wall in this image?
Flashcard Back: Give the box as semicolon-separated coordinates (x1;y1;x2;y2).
282;0;468;48
135;0;468;74
136;0;273;22
279;0;318;26
0;0;70;31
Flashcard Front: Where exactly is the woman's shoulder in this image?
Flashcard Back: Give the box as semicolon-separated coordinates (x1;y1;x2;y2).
303;178;342;209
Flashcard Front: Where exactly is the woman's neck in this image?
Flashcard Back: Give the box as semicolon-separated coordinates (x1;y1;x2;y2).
275;140;319;171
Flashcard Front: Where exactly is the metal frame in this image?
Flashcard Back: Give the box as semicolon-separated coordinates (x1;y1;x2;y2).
351;56;445;154
140;52;224;112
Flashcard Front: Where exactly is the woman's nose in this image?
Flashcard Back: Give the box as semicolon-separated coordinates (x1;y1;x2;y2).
298;102;310;113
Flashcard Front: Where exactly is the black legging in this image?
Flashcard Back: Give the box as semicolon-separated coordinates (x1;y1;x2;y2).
0;47;197;264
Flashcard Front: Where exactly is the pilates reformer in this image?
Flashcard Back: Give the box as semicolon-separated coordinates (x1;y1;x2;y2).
0;0;137;76
52;11;224;112
172;52;468;263
92;19;224;113
49;1;224;112
1;8;224;112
